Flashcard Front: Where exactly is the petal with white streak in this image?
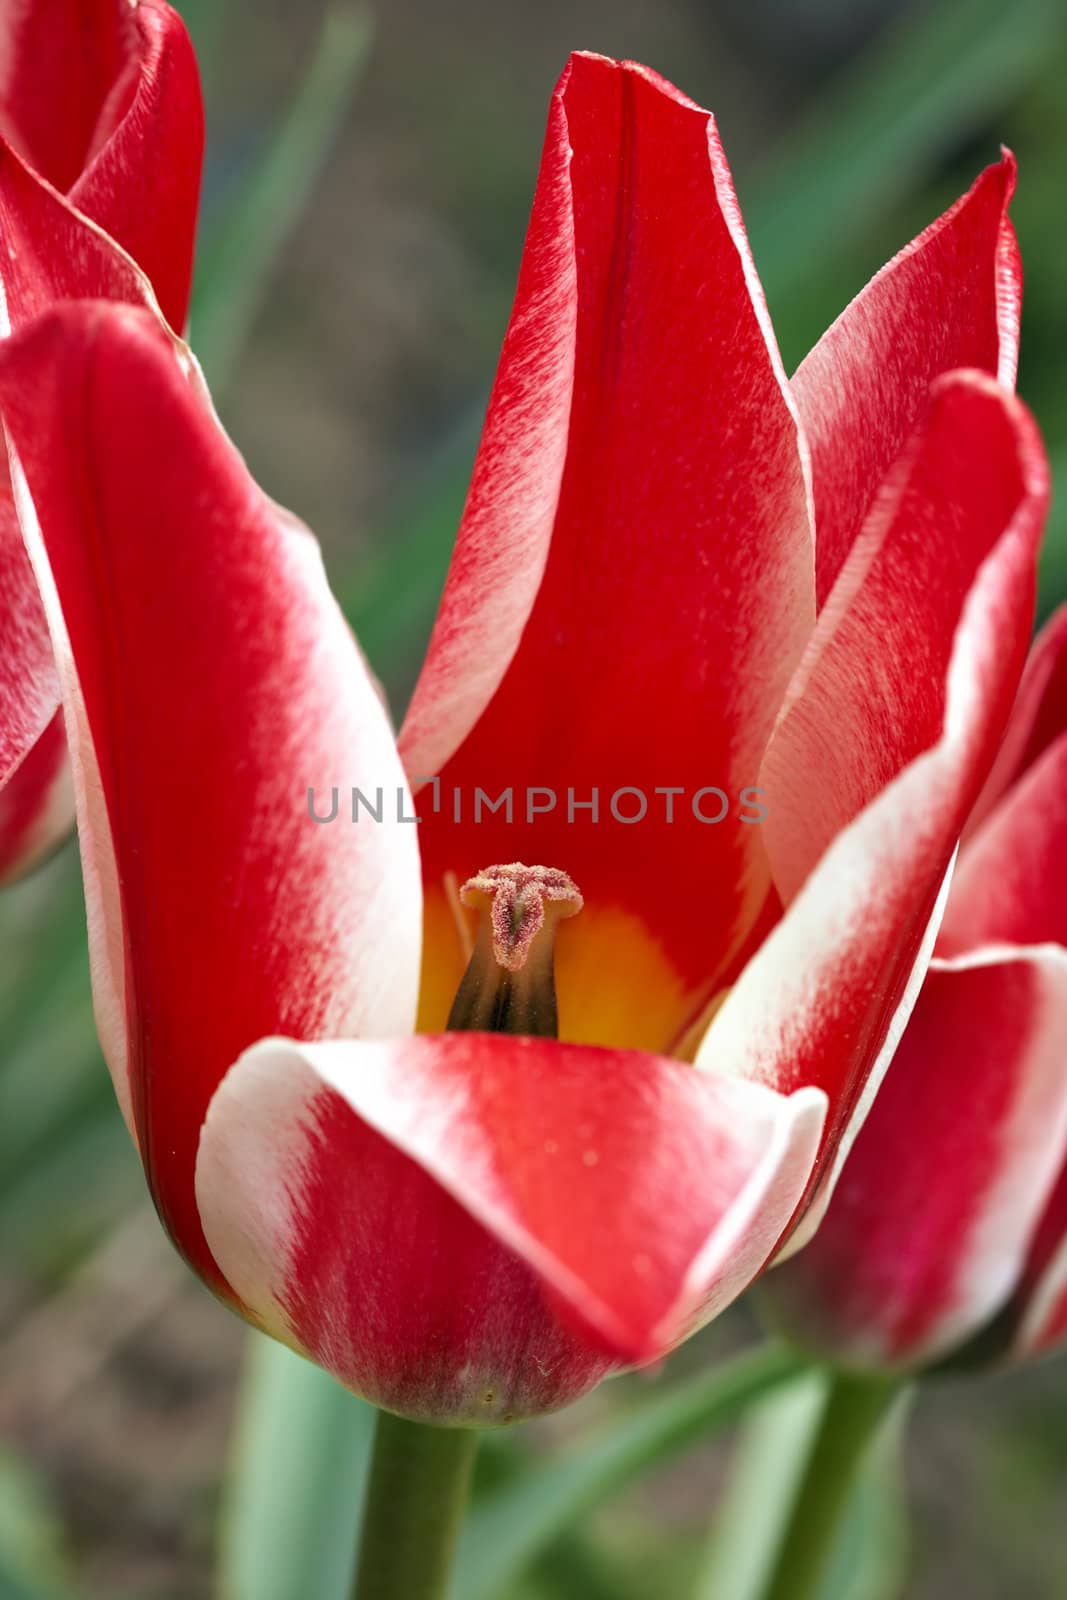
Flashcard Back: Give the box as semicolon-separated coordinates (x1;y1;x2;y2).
0;0;203;329
700;372;1048;1247
196;1033;826;1421
404;51;815;1045
0;135;167;880
0;303;422;1294
960;601;1067;843
765;950;1067;1368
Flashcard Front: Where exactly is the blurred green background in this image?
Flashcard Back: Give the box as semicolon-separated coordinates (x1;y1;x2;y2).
1;0;1066;1595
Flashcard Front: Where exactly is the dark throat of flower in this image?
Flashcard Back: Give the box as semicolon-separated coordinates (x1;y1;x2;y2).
445;863;582;1040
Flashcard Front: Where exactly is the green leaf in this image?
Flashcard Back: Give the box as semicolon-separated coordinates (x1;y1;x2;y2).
697;1367;912;1600
698;1371;833;1600
0;1112;137;1272
218;1334;377;1600
0;1451;79;1600
0;857;128;1276
191;6;373;394
820;1383;911;1600
450;1342;803;1600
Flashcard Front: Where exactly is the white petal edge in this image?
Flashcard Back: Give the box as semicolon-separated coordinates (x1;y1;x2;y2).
916;944;1067;1365
195;1035;827;1360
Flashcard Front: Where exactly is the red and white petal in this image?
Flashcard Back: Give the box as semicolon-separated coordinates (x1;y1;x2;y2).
964;602;1067;839
0;133;162;326
763;371;1044;905
0;15;193;834
396;69;577;788
0;709;72;885
195;1032;826;1421
0;0;203;330
764;950;1067;1368
0;135;168;878
1014;1163;1067;1357
793;154;1018;605
0;446;60;793
405;52;814;1041
700;372;1048;1242
940;726;1067;955
0;303;421;1293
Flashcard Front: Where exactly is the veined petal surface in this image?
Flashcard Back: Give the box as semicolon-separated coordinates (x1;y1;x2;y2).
404;52;815;1050
793;155;1019;605
197;1032;826;1421
0;303;421;1291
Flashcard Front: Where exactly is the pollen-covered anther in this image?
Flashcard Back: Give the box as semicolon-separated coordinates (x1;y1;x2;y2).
459;863;583;973
446;863;582;1038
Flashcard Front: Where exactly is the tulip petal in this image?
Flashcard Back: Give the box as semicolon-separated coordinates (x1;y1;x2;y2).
0;708;72;885
964;601;1067;838
0;456;60;800
703;372;1047;1244
763;371;1044;905
0;303;422;1292
763;951;1067;1367
793;154;1019;605
940;725;1067;954
404;52;815;1044
0;0;203;330
0;138;169;880
195;1032;826;1421
1014;1165;1067;1356
397;68;577;789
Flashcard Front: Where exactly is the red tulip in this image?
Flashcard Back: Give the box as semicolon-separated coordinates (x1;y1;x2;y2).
0;0;202;883
0;54;1049;1423
766;605;1067;1369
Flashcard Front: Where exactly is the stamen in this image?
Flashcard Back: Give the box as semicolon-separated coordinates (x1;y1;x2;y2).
446;863;582;1038
461;863;583;970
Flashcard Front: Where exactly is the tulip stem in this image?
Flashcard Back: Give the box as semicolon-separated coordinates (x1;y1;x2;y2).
744;1367;905;1600
353;1409;478;1600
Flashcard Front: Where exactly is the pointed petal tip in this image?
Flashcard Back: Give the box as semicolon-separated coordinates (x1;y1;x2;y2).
996;144;1018;186
794;144;1025;603
562;50;712;119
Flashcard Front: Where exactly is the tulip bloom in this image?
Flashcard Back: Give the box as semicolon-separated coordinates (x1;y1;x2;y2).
0;54;1049;1423
765;605;1067;1369
0;0;202;883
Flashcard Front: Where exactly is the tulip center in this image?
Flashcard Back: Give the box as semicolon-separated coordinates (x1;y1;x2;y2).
445;862;583;1039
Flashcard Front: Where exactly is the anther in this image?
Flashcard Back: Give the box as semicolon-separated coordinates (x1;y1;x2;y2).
445;863;582;1038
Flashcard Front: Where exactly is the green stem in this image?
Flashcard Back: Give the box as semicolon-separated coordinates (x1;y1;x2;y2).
753;1368;905;1600
353;1411;478;1600
455;1341;804;1600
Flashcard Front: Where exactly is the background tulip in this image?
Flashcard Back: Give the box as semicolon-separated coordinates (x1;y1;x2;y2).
702;604;1067;1600
0;0;202;884
765;604;1067;1370
0;52;1050;1436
